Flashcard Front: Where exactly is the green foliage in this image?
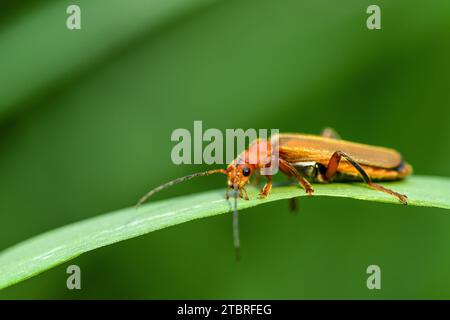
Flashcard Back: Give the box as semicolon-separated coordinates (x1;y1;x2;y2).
1;0;450;298
0;175;448;290
0;0;213;118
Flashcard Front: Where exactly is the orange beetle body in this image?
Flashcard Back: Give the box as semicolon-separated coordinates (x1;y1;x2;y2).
224;133;411;203
137;128;412;259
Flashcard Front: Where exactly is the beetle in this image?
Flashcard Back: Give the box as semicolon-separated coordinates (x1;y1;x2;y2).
137;128;412;259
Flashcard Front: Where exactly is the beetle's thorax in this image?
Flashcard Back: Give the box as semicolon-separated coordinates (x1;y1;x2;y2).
226;138;275;189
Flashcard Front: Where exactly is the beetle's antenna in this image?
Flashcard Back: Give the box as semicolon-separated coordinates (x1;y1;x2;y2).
233;184;241;261
136;169;228;208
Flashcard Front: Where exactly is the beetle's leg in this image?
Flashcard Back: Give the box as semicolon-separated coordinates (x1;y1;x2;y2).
288;198;298;213
279;158;314;195
325;151;408;204
259;175;273;198
321;127;341;140
225;186;231;200
239;187;250;200
251;171;262;186
285;176;299;213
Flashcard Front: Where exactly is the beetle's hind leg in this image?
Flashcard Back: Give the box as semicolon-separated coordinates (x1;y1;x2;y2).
324;151;408;204
321;127;341;140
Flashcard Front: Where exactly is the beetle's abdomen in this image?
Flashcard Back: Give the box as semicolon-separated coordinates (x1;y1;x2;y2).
293;160;412;182
277;134;404;169
330;161;412;182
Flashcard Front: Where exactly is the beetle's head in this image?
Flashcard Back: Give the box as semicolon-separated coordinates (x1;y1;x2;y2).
226;162;254;190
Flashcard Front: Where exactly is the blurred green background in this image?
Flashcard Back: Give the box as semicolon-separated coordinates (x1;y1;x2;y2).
0;0;449;299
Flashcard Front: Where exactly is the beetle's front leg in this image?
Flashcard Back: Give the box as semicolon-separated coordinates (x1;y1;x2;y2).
225;186;231;200
259;175;272;198
239;187;250;200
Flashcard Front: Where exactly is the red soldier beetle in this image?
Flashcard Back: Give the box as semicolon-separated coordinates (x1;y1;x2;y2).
137;128;412;260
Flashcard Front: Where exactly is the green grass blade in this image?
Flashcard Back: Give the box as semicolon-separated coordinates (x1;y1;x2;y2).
0;0;216;119
0;175;449;290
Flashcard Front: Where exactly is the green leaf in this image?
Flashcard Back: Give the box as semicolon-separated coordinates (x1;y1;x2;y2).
0;0;217;119
0;175;449;290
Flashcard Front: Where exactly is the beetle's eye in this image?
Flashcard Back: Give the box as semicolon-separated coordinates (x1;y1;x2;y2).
242;167;251;177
